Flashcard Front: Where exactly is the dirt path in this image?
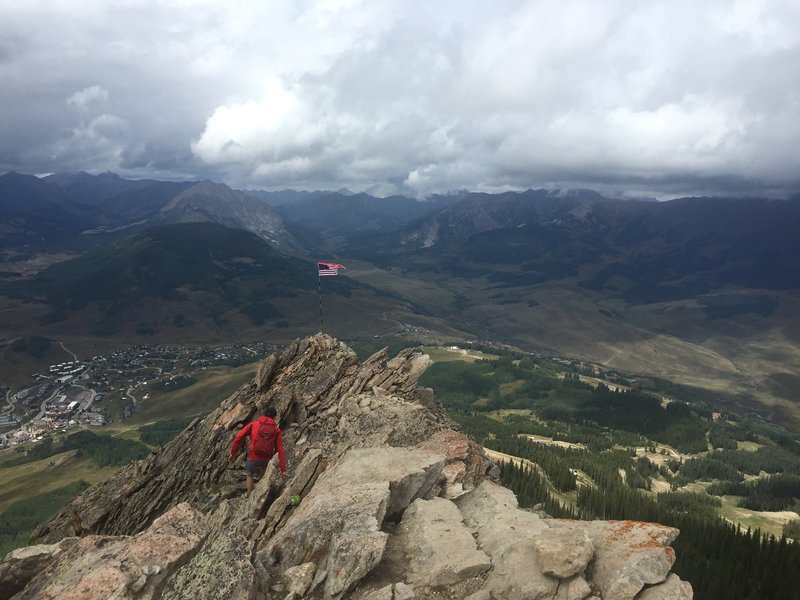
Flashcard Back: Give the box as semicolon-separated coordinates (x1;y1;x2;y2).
57;340;78;362
483;447;589;508
484;448;538;470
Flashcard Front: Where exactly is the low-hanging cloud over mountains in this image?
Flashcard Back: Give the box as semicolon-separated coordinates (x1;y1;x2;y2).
1;0;799;198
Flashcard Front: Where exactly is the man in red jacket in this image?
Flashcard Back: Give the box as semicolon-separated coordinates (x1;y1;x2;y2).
228;406;287;495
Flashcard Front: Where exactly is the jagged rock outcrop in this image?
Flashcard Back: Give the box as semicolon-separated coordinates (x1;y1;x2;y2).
4;334;693;599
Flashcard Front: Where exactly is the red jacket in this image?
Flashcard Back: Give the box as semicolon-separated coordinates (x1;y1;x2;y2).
230;416;287;474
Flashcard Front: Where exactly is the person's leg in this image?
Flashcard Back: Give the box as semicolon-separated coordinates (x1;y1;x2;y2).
244;458;257;496
243;459;267;496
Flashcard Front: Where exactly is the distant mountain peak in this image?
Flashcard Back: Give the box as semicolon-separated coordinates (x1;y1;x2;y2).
155;181;299;250
395;187;606;250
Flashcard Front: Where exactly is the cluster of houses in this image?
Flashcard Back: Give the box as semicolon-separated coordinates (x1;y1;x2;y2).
0;413;20;428
0;340;282;449
0;404;107;448
48;361;87;384
0;393;93;447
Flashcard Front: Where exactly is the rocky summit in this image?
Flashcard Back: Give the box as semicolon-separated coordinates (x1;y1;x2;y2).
1;334;692;600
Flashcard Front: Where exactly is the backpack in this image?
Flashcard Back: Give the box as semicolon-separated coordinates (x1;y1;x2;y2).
250;420;278;460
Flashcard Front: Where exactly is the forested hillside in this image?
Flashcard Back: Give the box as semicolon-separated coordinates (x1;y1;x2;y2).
418;346;800;600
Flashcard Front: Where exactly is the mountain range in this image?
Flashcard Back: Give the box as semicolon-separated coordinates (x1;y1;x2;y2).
0;172;293;251
354;190;800;426
2;171;800;428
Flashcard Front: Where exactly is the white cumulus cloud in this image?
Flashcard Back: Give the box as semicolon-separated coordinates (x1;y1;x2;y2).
1;0;798;197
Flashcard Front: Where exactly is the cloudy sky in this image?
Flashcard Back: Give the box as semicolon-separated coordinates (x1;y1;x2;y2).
1;0;799;198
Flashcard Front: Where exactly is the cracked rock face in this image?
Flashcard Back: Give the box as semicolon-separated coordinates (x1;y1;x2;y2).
4;334;692;600
10;503;207;600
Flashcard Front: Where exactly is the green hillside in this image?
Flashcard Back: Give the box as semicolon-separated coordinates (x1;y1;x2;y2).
420;345;800;600
21;222;319;307
3;222;372;340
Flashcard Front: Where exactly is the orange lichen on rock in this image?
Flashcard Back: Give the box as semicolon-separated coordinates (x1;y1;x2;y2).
213;402;252;430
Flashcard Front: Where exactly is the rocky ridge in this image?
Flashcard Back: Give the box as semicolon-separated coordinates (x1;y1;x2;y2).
1;334;692;599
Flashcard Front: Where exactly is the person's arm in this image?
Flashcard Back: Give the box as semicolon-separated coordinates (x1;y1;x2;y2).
229;423;251;461
275;428;287;476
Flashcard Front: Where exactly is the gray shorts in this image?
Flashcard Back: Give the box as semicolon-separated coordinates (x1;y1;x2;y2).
244;458;268;476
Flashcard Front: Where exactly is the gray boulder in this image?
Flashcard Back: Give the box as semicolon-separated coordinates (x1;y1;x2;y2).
533;525;594;578
383;497;491;587
583;519;681;600
637;573;694;600
457;481;559;600
259;447;446;598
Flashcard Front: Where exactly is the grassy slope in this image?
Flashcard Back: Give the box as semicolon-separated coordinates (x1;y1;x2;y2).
717;495;798;537
0;450;117;513
0;223;428;357
0;332;77;387
347;258;800;430
127;362;257;424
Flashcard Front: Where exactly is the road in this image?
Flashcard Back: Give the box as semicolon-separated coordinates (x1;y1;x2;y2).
125;386;139;406
3;388;13;414
381;311;404;333
34;385;64;420
74;383;97;411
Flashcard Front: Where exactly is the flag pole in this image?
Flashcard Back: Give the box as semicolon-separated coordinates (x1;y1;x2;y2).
317;262;344;334
318;270;324;334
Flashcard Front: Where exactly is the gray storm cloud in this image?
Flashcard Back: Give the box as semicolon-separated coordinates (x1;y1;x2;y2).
1;0;799;197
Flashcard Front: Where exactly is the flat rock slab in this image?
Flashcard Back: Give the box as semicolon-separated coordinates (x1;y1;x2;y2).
261;447;446;597
160;519;256;600
456;480;550;554
312;447;447;520
13;503;208;600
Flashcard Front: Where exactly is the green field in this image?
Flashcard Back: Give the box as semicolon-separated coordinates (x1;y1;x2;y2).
0;449;118;513
718;495;797;538
98;362;257;434
421;345;499;363
0;478;93;557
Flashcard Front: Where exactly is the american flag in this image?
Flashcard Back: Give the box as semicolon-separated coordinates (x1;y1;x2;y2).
318;262;345;276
